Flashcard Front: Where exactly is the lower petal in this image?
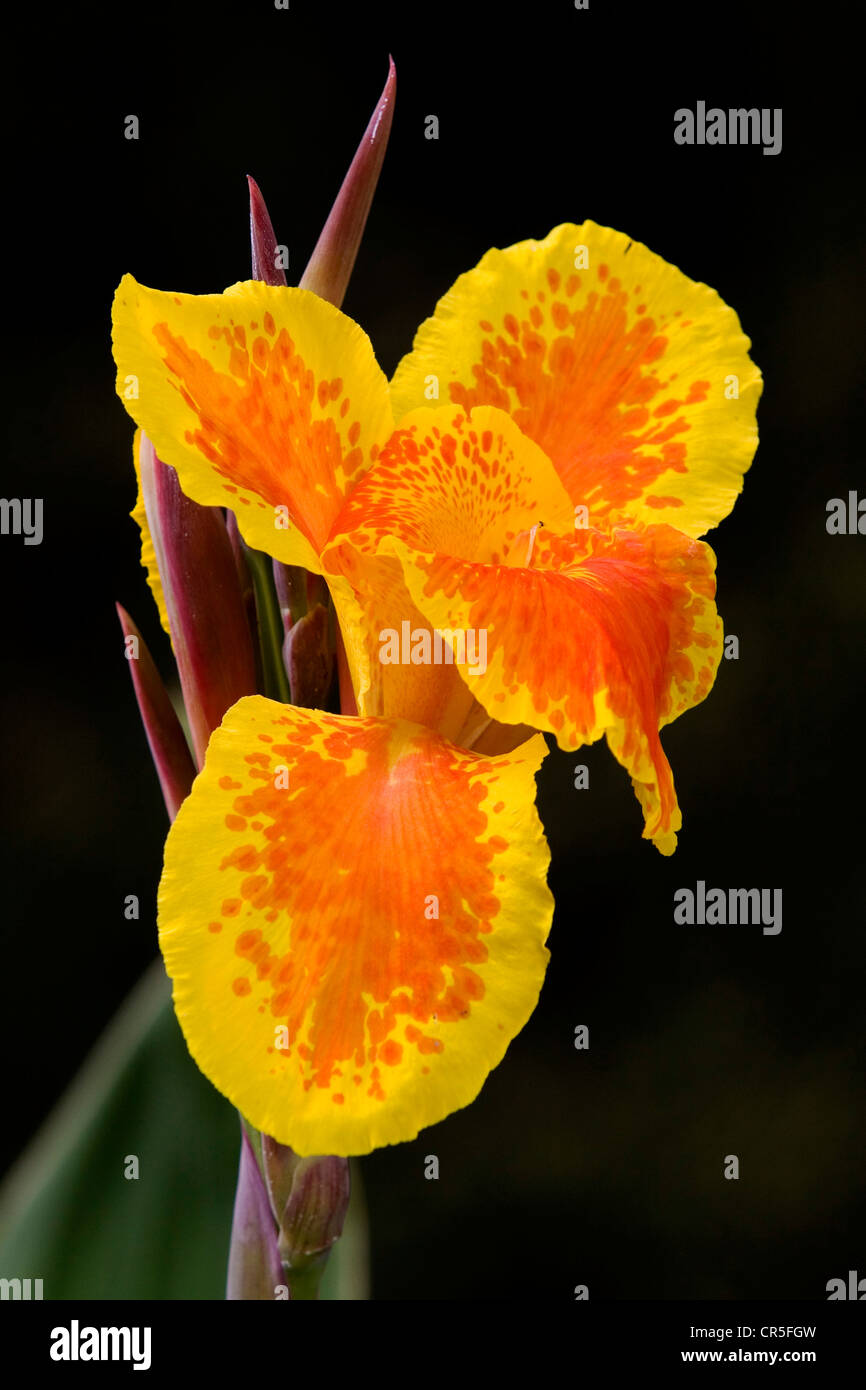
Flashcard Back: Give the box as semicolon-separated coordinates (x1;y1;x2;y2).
388;524;723;853
159;697;553;1155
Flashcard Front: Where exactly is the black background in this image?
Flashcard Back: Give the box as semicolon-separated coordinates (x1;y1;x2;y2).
1;0;863;1299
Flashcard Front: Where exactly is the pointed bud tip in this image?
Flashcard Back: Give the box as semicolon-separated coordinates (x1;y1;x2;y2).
300;58;397;307
248;175;287;287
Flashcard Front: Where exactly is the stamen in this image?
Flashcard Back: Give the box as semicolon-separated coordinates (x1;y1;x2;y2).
504;521;544;569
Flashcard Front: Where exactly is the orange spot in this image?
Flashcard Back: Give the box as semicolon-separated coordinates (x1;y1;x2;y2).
233;977;252;997
208;921;223;934
380;1039;403;1067
405;1024;443;1056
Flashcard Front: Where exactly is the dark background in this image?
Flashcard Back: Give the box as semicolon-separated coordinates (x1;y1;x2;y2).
1;0;863;1298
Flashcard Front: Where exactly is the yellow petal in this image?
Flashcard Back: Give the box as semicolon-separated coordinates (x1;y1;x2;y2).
159;697;553;1155
391;222;761;538
112;276;394;571
386;522;723;855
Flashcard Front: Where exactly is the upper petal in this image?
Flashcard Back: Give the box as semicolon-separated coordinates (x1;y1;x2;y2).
391;222;761;538
159;697;553;1156
112;277;394;570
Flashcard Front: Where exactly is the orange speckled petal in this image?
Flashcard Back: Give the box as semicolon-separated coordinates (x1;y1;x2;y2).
322;404;574;732
112;276;394;571
391;222;762;538
386;524;723;855
159;697;552;1155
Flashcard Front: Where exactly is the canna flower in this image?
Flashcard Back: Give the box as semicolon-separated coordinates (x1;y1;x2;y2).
111;221;760;1155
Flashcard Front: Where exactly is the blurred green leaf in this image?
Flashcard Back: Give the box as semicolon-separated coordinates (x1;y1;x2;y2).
0;960;240;1299
0;960;370;1299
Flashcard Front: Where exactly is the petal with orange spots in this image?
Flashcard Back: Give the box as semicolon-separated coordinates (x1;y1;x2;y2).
385;522;723;854
130;428;171;637
158;696;552;1155
322;403;574;736
112;276;394;571
391;222;761;538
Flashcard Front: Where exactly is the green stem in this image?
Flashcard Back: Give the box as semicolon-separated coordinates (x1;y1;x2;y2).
282;1253;330;1300
245;546;292;704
